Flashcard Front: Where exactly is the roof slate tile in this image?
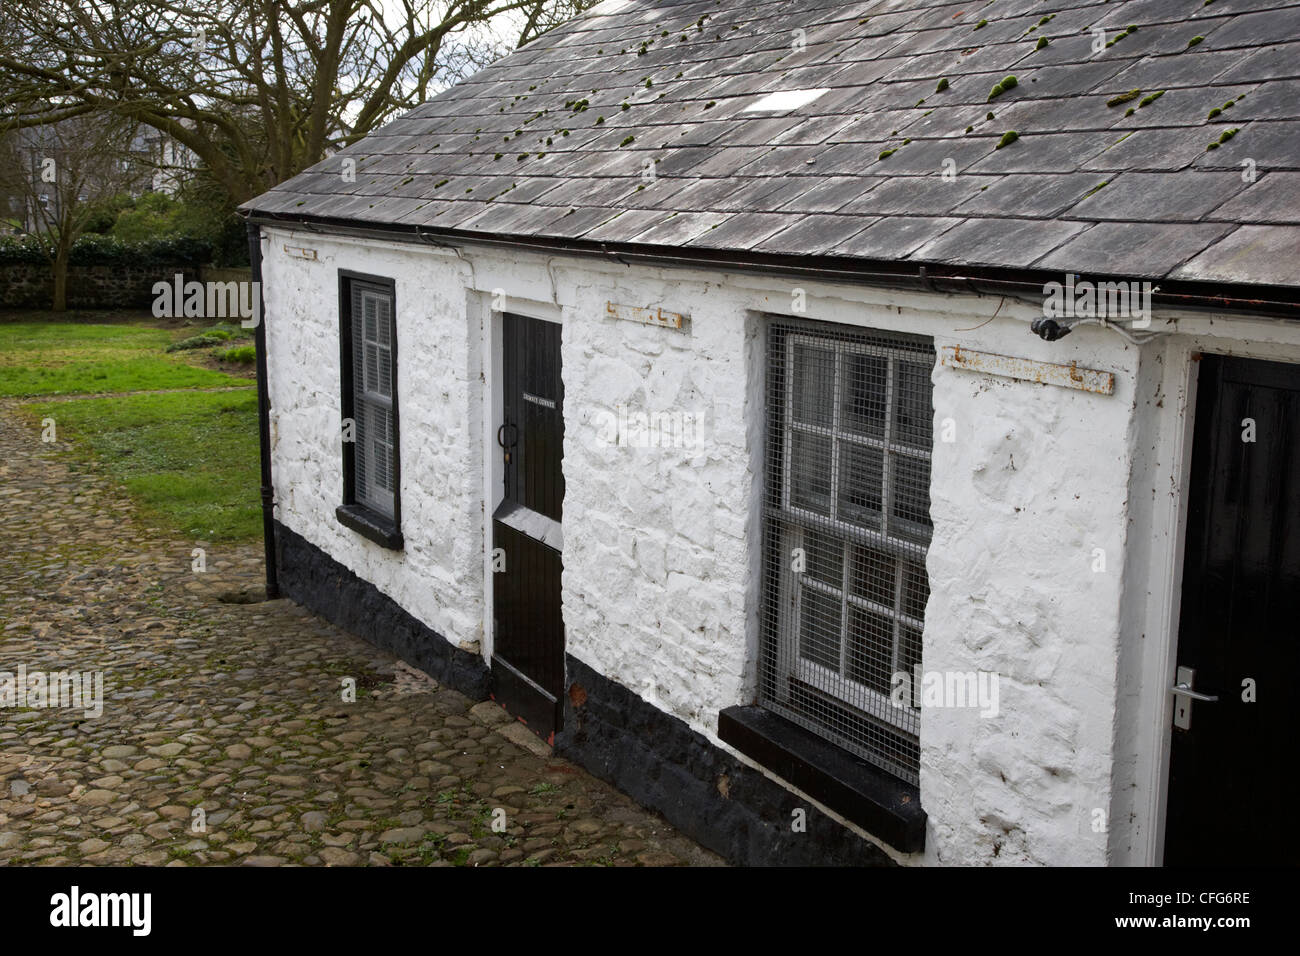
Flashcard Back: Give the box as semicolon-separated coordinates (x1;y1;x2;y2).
243;0;1300;288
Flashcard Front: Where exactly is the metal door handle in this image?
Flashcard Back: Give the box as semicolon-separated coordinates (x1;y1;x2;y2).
497;423;517;448
1170;683;1218;703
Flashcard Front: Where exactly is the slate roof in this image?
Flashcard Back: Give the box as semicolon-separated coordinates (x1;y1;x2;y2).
243;0;1300;289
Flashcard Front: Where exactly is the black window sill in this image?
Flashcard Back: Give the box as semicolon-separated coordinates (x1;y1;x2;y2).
336;504;404;550
718;705;926;854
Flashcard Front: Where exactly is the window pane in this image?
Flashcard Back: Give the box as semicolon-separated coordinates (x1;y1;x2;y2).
803;527;843;588
849;543;896;607
790;431;833;515
377;345;392;397
838;441;883;527
365;343;380;394
891;454;931;538
364;298;378;342
370;405;392;492
374;298;391;347
893;360;932;448
899;625;923;707
792;343;834;427
901;560;929;619
841;352;887;438
798;586;842;673
846;606;894;696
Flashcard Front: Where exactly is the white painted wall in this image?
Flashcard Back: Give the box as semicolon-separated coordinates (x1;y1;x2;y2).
257;223;1300;867
260;230;487;650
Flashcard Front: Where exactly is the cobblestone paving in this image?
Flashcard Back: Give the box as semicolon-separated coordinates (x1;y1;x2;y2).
0;403;721;867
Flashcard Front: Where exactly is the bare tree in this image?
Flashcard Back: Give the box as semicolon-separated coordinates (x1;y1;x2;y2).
0;115;143;310
0;0;598;206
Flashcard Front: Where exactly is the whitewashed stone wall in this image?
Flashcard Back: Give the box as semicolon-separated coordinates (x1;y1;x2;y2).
557;275;759;732
922;323;1139;866
257;224;1300;866
260;229;486;649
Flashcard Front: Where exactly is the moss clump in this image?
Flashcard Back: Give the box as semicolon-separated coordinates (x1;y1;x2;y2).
1036;37;1049;50
1188;35;1204;47
703;100;716;110
987;75;1018;101
1106;25;1137;48
1139;90;1165;107
1208;107;1222;119
935;77;949;92
619;135;635;147
965;125;974;132
878;148;898;160
974;18;987;30
1125;107;1136;116
1083;180;1108;198
1107;89;1141;107
1206;128;1239;151
995;130;1019;149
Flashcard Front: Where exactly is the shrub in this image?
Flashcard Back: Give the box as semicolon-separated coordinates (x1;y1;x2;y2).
165;323;252;352
218;345;256;364
0;233;214;267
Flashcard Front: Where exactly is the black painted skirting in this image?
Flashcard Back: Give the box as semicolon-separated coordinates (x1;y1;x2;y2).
273;521;490;698
554;655;894;867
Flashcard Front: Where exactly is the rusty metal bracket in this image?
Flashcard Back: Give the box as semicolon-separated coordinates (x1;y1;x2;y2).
941;345;1114;395
605;300;687;331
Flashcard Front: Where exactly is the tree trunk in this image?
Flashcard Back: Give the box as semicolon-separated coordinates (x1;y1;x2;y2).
52;244;69;311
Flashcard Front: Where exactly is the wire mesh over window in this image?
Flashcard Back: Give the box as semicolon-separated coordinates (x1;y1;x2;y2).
759;319;935;785
350;284;396;519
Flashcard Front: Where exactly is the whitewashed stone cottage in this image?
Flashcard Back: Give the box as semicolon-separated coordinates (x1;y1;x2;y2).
241;0;1300;866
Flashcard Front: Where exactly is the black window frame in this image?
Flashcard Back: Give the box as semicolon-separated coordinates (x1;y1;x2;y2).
336;270;403;550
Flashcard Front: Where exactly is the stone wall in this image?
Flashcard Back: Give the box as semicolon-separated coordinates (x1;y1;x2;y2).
0;263;203;310
260;232;487;655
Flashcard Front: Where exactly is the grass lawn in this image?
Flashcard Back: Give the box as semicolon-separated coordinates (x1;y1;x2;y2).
27;389;263;541
4;311;262;543
0;317;255;397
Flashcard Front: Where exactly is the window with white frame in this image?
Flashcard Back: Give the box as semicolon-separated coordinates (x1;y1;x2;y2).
759;319;935;785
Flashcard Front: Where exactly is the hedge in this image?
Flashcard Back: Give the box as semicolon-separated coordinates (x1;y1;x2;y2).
0;234;213;267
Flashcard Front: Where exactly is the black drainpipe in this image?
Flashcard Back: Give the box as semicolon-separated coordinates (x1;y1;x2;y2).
246;221;280;599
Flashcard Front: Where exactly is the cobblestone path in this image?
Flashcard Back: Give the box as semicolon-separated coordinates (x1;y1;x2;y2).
0;403;720;867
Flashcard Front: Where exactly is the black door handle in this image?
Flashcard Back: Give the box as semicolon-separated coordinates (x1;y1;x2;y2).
497;423;517;449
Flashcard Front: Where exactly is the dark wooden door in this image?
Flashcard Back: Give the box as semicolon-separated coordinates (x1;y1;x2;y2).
491;314;564;741
1164;354;1300;866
